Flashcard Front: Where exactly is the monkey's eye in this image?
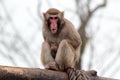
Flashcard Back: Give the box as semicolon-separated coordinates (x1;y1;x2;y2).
49;17;58;20
50;17;53;19
54;17;58;19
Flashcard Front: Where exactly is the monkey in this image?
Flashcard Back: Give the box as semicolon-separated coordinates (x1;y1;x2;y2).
41;8;82;79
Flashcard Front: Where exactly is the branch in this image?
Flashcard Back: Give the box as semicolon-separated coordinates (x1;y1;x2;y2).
0;66;68;80
0;66;118;80
92;0;107;13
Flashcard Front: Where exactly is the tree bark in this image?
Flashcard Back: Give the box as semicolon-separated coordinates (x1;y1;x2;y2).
0;66;118;80
76;0;107;69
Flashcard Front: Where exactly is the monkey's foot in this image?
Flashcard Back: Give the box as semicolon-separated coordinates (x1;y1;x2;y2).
85;70;97;77
66;68;96;80
45;62;59;71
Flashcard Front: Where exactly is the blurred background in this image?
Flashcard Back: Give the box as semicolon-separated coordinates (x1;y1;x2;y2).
0;0;120;79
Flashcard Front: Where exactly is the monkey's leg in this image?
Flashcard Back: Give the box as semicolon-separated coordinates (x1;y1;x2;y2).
41;41;59;70
55;40;76;71
55;40;80;80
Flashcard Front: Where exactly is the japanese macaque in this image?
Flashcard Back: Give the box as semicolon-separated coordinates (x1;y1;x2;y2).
41;8;82;79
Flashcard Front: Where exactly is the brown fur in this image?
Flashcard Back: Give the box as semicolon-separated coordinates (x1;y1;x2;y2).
41;8;82;79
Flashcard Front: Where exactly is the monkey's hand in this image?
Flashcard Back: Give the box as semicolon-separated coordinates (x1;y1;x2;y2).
50;44;58;51
45;62;59;71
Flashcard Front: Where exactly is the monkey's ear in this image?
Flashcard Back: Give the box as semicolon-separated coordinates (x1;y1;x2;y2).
43;13;47;25
60;11;65;25
58;11;64;19
43;13;49;20
61;11;64;17
43;13;46;19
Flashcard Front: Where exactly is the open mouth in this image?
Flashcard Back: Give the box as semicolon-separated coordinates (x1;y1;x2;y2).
52;29;56;31
51;29;57;33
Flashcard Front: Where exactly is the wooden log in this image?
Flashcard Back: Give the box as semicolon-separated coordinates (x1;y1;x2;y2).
0;66;118;80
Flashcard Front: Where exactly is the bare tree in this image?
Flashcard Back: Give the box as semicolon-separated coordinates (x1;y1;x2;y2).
74;0;107;69
0;0;42;67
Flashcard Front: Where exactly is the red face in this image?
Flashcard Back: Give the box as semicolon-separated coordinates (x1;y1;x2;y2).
49;15;58;34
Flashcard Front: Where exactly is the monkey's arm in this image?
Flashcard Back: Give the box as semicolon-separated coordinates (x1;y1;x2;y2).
41;42;59;70
65;24;82;62
68;30;82;49
41;42;54;65
64;19;82;49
